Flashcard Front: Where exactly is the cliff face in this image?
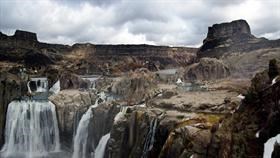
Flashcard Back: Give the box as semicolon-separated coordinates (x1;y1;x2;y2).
206;20;251;40
198;19;280;59
0;31;197;76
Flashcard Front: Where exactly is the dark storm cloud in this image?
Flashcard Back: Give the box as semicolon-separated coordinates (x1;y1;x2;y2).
0;0;279;46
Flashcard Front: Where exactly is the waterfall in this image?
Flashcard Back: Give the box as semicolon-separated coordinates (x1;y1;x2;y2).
27;81;32;93
49;80;60;94
263;133;280;158
114;106;128;123
94;133;110;158
72;92;106;158
142;118;158;158
0;100;60;158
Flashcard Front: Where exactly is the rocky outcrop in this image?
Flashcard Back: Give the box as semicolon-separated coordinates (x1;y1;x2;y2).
206;19;251;40
207;59;280;157
0;72;27;147
24;50;54;67
197;20;280;59
13;30;38;42
184;58;230;81
60;72;91;90
107;109;158;158
49;90;97;148
111;69;157;104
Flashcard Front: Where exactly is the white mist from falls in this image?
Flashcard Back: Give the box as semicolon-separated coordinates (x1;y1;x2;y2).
94;133;110;158
0;100;60;158
72;92;107;158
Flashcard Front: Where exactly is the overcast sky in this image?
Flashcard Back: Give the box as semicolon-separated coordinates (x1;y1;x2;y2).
0;0;279;47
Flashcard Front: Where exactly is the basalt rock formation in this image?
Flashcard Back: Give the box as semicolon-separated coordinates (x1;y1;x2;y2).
184;58;230;81
198;19;280;58
0;30;197;76
49;90;97;148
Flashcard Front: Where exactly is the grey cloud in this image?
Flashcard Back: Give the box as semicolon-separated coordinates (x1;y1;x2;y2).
0;0;279;46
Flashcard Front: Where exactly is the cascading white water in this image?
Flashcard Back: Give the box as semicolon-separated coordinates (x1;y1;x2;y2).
49;80;60;94
114;106;128;123
0;100;60;158
142;118;158;158
94;133;110;158
72;92;107;158
263;133;280;158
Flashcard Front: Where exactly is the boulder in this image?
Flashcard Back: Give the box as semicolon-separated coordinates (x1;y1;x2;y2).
268;59;280;80
184;58;230;81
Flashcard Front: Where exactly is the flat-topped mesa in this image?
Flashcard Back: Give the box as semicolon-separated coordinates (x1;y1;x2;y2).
13;30;38;42
205;19;251;41
197;19;280;58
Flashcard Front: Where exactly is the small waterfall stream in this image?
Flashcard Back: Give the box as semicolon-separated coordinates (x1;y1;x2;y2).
142;118;158;158
263;133;280;158
114;106;128;123
94;133;110;158
72;92;107;158
0;100;60;158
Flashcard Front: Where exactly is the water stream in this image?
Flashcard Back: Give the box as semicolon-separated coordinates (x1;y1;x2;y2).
263;133;280;158
94;133;110;158
0;100;60;158
72;92;107;158
142;118;158;158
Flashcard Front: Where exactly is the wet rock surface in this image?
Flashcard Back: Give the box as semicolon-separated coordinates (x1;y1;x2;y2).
0;72;27;147
49;90;97;148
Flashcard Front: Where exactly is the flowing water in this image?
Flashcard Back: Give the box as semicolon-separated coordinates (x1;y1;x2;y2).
142;118;158;158
114;106;128;123
263;133;280;158
0;100;60;158
72;92;107;158
49;80;60;94
94;133;110;158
